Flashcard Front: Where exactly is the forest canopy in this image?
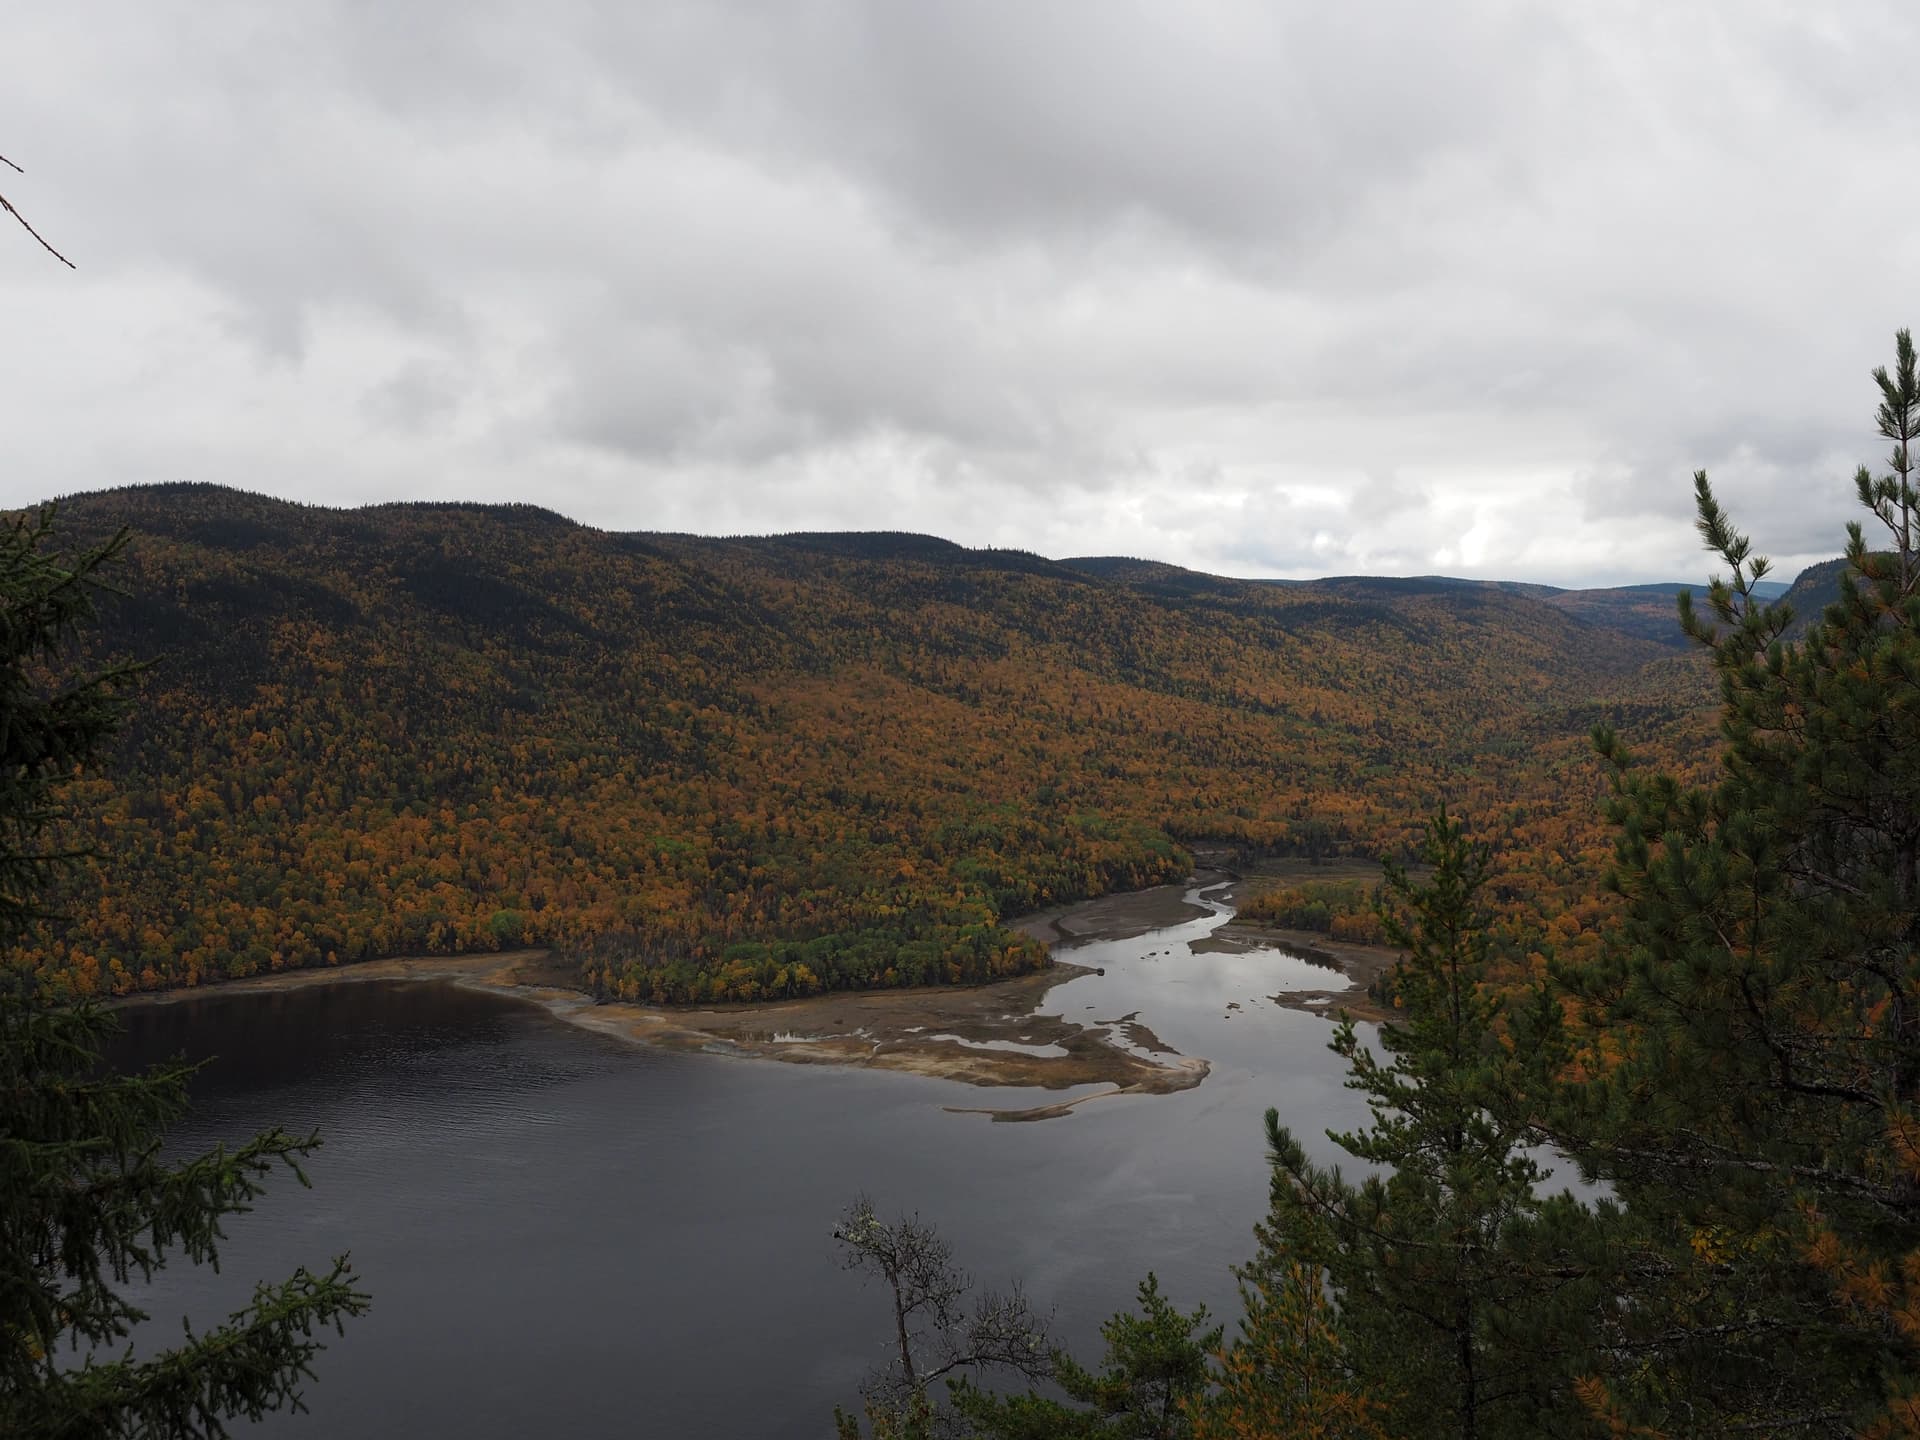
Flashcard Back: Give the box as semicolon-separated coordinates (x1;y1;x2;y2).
6;486;1715;1002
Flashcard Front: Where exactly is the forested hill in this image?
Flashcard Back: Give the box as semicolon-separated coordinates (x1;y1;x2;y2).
21;483;1715;1002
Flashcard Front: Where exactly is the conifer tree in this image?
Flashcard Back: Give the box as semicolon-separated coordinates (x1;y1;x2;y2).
0;510;136;959
950;1273;1219;1440
1252;811;1602;1438
1559;331;1920;1434
1187;1220;1382;1440
0;507;369;1438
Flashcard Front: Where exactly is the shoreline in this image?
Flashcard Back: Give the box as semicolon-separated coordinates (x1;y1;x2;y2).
118;950;1210;1116
112;873;1400;1114
111;880;1222;1112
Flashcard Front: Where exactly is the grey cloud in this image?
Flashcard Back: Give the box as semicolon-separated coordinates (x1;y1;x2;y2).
7;2;1920;588
362;359;463;433
589;1;1560;274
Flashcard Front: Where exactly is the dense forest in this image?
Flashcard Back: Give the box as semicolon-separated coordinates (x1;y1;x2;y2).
9;484;1723;1002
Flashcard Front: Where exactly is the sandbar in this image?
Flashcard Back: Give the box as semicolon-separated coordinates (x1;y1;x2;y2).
112;871;1404;1115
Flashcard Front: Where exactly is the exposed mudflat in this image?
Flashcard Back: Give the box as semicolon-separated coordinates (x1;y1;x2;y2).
564;964;1208;1098
114;869;1407;1114
115;941;1206;1105
1012;881;1217;947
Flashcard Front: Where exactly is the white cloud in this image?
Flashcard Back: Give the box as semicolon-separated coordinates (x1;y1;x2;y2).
6;0;1920;586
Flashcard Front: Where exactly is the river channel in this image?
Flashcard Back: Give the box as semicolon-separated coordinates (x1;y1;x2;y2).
109;880;1382;1438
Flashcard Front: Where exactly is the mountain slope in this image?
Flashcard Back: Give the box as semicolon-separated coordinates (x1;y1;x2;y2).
20;484;1711;1001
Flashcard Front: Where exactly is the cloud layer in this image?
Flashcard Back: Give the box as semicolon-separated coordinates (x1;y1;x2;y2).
7;1;1920;585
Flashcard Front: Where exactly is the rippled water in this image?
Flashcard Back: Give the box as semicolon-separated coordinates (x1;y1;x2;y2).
107;883;1379;1438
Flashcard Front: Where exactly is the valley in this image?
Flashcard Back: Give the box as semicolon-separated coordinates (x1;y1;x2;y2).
18;483;1723;1010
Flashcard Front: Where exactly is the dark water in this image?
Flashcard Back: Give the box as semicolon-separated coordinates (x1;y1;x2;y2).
107;884;1379;1438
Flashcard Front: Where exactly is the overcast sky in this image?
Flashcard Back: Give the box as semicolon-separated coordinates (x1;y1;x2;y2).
7;2;1919;586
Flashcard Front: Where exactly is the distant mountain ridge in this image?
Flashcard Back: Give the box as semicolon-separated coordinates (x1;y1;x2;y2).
65;484;1798;645
1778;557;1850;634
1062;555;1799;649
1065;553;1790;596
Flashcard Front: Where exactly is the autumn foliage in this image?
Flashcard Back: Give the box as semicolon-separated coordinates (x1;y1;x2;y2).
8;486;1710;1002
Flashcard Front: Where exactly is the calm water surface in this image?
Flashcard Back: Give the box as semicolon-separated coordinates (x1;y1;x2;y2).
109;883;1378;1438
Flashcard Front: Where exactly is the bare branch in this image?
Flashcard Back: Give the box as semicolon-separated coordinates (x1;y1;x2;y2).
0;154;75;268
834;1196;1054;1434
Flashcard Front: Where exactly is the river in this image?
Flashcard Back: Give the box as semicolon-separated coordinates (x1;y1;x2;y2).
107;880;1381;1438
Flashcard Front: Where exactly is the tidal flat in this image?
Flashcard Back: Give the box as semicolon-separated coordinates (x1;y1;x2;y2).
117;872;1399;1116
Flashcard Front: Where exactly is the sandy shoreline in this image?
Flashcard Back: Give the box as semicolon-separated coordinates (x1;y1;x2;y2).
114;873;1401;1117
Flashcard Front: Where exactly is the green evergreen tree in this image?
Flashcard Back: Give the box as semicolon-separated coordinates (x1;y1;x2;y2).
1254;811;1603;1438
1558;331;1920;1434
0;506;369;1438
949;1273;1220;1439
1187;1208;1383;1440
0;510;136;963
